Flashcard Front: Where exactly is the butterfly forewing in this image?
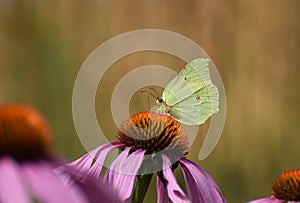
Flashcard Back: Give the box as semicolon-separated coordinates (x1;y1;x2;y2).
163;58;210;104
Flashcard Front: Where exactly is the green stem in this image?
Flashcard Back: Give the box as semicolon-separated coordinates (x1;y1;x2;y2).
131;174;153;203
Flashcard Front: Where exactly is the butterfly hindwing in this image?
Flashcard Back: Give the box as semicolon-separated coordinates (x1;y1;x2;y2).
171;83;219;125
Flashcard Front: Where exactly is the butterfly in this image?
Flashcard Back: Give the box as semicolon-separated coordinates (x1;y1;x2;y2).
148;58;219;125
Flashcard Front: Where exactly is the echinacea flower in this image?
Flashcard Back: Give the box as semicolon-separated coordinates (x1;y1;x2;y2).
248;169;300;203
0;104;121;203
67;111;226;202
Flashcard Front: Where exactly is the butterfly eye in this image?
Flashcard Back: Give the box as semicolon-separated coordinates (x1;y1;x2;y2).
196;96;200;100
158;97;164;103
184;77;187;81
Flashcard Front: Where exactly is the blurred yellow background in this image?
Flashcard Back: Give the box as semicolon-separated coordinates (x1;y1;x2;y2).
1;1;299;202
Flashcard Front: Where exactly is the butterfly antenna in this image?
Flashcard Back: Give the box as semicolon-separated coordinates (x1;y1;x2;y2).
149;87;160;98
140;89;157;110
146;93;151;110
140;89;157;100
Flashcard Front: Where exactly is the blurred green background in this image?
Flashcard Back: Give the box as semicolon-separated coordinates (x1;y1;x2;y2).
1;1;299;202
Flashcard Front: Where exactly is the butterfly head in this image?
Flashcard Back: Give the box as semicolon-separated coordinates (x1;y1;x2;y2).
156;96;164;104
156;97;172;114
141;87;164;105
141;87;172;114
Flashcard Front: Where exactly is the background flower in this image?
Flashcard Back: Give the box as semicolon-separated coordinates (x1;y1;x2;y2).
248;169;300;203
0;104;121;203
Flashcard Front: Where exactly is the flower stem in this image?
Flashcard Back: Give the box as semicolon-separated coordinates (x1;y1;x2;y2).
131;174;153;203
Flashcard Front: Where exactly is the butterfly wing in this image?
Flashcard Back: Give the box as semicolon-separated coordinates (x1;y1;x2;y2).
162;58;219;125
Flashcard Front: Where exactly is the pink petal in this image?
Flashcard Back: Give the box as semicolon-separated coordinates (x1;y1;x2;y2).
179;158;226;203
161;155;188;202
57;142;123;185
156;177;170;203
247;197;286;203
71;142;123;176
104;148;146;201
104;148;132;186
0;157;31;203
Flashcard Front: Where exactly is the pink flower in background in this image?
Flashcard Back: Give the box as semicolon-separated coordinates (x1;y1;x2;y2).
67;111;226;202
0;104;121;203
248;169;300;203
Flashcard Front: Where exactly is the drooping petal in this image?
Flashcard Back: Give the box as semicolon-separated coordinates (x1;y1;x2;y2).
70;142;123;176
57;142;123;185
22;161;87;203
247;197;286;203
82;142;125;180
179;158;226;203
0;157;31;203
161;155;188;203
104;147;132;186
104;148;146;201
156;176;170;203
